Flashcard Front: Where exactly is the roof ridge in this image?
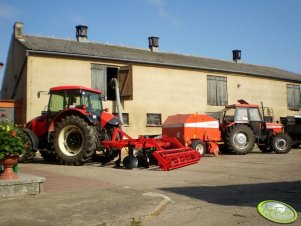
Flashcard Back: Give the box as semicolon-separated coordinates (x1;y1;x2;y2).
19;34;301;80
22;34;237;63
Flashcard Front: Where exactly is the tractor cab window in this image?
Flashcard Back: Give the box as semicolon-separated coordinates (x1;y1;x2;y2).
65;90;81;108
81;91;103;115
48;91;65;113
235;108;248;121
223;108;235;123
235;108;262;122
248;108;262;121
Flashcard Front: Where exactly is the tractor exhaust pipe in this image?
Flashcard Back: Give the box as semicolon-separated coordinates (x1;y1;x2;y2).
110;78;123;129
261;102;265;121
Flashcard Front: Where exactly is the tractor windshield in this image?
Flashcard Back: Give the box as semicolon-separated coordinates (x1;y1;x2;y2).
222;107;263;123
81;90;103;115
48;89;103;115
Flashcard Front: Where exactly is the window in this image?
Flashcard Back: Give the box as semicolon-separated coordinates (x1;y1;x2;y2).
118;66;133;100
287;84;301;111
207;75;228;106
48;91;64;112
91;64;133;101
91;64;106;96
248;108;262;121
113;113;129;126
147;113;161;126
235;108;262;121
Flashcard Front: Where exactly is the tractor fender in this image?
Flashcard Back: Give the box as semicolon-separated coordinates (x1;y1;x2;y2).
22;128;39;150
50;108;96;131
101;111;122;128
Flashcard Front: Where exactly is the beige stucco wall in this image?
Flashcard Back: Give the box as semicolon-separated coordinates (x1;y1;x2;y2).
1;38;27;100
18;54;301;138
119;66;301;137
26;55;92;119
226;73;290;119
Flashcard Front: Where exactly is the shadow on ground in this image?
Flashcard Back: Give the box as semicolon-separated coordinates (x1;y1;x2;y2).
160;181;301;211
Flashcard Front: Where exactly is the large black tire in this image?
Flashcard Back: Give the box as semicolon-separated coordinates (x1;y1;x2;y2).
54;115;96;165
191;140;207;157
271;133;292;154
40;150;57;162
19;132;36;163
225;124;255;155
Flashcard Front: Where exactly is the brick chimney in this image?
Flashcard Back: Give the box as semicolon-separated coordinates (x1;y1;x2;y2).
76;25;88;42
232;50;242;63
14;22;23;39
148;36;159;52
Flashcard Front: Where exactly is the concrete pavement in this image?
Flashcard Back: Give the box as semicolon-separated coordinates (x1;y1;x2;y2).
0;147;300;225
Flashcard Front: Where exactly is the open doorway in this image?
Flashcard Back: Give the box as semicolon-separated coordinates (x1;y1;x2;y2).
107;67;118;100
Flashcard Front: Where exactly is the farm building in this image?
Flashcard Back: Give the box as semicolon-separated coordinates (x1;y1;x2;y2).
1;22;301;137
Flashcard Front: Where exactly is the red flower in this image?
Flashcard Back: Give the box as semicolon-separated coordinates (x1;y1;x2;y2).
11;130;16;137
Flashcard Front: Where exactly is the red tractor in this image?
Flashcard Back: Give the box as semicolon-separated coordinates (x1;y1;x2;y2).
162;100;292;156
21;85;201;170
21;86;121;165
220;100;292;154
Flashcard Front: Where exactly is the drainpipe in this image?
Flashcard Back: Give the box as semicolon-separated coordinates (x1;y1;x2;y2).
110;78;123;129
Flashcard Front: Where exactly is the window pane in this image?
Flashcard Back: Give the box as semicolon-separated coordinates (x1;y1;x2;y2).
91;64;106;99
235;108;248;121
48;91;64;112
294;85;301;109
147;113;161;126
207;75;228;106
287;84;300;111
207;76;217;105
248;108;262;121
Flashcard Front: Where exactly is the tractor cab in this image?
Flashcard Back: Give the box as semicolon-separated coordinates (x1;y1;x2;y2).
48;86;103;117
218;100;291;155
26;86;104;150
221;103;267;140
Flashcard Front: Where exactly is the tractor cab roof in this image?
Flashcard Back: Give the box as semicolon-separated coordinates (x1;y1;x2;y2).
225;103;260;109
50;85;102;94
225;99;260;109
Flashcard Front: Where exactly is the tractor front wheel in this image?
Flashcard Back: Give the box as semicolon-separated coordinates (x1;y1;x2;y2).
54;115;96;165
271;133;292;154
225;124;255;155
191;140;206;157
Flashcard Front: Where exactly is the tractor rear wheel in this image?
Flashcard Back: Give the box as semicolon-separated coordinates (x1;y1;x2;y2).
225;124;255;155
54;115;96;165
271;133;292;154
19;132;36;163
191;140;206;157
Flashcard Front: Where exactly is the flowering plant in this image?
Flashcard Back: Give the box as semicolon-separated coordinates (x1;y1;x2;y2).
0;123;26;159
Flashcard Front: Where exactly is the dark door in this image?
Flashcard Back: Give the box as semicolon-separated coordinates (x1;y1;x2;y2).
249;121;266;139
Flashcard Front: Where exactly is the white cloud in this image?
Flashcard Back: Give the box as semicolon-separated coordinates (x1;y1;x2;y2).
0;4;22;20
148;0;169;17
147;0;181;26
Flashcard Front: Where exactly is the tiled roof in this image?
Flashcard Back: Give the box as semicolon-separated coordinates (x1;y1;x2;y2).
18;35;301;82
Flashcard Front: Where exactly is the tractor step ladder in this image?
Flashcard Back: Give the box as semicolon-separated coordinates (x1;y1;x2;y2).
101;128;201;171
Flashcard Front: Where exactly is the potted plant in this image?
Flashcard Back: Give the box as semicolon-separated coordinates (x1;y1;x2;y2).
0;122;26;180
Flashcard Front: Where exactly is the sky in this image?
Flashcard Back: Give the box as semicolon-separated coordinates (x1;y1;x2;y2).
1;0;301;88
